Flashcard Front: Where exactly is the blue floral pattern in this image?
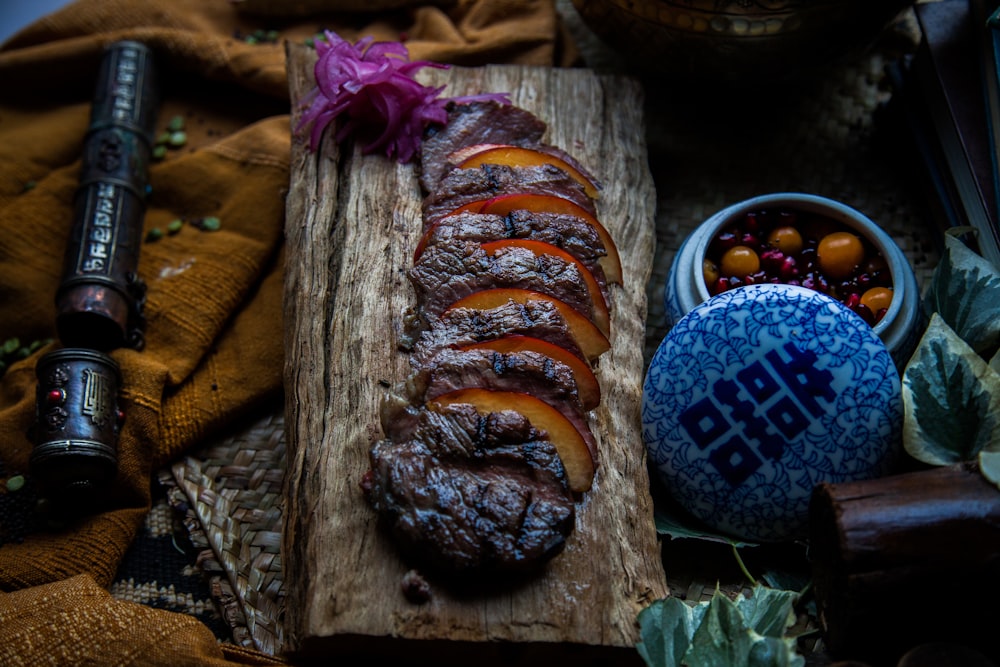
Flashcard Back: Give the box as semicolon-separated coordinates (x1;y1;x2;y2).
642;284;902;542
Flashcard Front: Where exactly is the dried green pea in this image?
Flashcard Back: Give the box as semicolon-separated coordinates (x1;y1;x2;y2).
3;338;19;355
168;131;187;147
200;216;221;231
167;219;184;234
152;145;168;160
6;475;25;492
167;115;185;132
157;131;172;145
146;227;164;242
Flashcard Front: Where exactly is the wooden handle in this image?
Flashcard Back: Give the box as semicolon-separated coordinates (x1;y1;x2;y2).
808;463;1000;664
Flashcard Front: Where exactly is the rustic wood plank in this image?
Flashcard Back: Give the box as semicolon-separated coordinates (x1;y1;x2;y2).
282;41;667;663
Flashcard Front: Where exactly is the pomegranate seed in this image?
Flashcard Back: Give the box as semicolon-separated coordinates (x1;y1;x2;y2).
760;248;785;271
853;303;875;326
779;256;799;281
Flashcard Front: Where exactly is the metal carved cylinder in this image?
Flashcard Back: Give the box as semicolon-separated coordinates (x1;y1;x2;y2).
55;41;158;351
30;348;123;503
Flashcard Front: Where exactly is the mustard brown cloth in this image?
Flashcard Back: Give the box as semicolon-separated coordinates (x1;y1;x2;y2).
0;0;574;663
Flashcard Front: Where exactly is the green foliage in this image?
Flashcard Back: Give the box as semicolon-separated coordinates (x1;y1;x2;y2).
637;586;805;667
923;234;1000;356
904;236;1000;469
902;314;1000;465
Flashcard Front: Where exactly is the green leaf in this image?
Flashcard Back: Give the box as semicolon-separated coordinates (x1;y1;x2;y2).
650;478;757;547
687;594;754;666
735;587;799;638
636;587;804;667
637;597;703;667
924;235;1000;356
902;313;1000;465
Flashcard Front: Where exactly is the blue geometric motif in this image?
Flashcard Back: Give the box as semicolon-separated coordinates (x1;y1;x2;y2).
642;284;902;542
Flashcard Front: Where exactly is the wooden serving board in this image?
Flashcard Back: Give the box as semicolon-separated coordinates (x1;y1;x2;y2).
281;42;668;663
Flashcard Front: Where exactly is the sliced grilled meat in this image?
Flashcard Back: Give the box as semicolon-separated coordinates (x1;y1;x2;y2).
408;240;595;329
364;401;575;573
441;142;602;198
422;163;595;227
419;101;546;193
406;347;597;460
417;210;608;288
408;298;586;362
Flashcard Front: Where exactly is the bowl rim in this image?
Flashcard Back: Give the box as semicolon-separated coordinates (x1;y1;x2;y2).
690;192;907;337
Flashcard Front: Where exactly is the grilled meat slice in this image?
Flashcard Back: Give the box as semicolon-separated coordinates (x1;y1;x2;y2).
408;240;596;329
364;401;575;573
408;298;586;362
406;347;597;460
418;210;608;288
422;163;595;227
419;101;546;193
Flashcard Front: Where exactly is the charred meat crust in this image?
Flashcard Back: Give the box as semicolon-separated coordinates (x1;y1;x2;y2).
409;299;587;363
419;210;608;288
365;403;575;573
407;347;598;459
407;240;596;330
422;163;595;227
419;101;547;193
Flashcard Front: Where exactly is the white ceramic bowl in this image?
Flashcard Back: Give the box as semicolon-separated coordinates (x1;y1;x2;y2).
663;192;922;370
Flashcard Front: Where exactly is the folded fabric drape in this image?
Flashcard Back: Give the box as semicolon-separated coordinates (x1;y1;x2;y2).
0;0;574;663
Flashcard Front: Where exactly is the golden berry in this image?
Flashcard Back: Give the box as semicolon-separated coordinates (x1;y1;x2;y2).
817;232;864;279
860;286;893;313
766;226;803;255
720;245;760;278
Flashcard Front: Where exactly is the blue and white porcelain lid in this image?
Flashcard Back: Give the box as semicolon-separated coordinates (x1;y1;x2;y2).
641;283;902;543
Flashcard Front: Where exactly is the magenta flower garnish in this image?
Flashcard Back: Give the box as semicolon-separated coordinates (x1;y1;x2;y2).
297;31;510;163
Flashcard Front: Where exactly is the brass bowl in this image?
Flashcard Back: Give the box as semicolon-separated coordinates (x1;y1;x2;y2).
570;0;914;86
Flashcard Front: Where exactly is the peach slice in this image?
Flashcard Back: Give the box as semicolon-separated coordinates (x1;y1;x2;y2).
475;193;622;284
479;239;611;337
449;144;601;199
443;288;611;363
458;334;601;411
428;387;596;493
445;142;507;164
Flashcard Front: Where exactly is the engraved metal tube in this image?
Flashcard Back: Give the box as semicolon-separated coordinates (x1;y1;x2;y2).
55;41;158;351
30;348;123;505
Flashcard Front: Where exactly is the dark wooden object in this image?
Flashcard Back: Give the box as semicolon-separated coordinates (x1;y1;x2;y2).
809;462;1000;665
281;43;668;663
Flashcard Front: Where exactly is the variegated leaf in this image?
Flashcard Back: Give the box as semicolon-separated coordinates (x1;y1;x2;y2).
902;313;1000;465
923;234;1000;356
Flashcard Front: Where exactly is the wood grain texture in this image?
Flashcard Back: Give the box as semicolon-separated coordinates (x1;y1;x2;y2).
281;42;667;663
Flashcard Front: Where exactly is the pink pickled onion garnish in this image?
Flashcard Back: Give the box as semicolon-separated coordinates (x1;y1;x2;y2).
297;31;510;163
